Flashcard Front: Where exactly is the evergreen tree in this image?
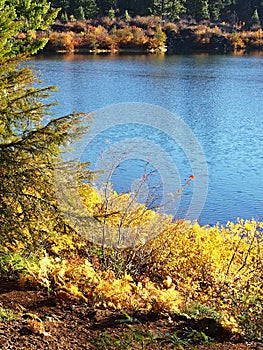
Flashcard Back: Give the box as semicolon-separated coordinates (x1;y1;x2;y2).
61;10;69;22
169;0;186;19
82;0;98;18
0;0;18;56
251;8;261;26
198;0;210;19
124;9;130;21
6;0;59;55
51;0;70;13
70;0;98;19
75;5;86;19
108;7;115;19
186;0;210;21
0;0;89;251
153;0;185;19
209;0;223;20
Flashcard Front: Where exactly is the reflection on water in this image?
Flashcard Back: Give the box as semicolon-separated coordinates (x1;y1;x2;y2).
32;53;263;225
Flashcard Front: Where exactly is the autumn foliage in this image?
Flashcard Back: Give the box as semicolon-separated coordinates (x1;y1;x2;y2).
46;19;167;53
2;182;262;340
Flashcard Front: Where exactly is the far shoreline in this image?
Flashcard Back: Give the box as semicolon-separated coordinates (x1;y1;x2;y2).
39;18;263;57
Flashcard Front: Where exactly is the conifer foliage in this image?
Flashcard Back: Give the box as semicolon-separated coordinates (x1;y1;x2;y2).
5;0;59;55
50;0;263;24
0;0;89;251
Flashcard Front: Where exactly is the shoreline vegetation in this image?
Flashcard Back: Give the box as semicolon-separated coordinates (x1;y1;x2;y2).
40;16;263;55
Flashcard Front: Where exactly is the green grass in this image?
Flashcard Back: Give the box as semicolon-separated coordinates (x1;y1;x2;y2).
0;307;16;322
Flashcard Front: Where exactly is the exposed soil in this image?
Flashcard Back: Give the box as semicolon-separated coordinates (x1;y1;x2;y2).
0;280;262;350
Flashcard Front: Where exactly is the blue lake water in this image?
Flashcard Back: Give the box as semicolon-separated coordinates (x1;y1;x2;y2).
31;53;263;225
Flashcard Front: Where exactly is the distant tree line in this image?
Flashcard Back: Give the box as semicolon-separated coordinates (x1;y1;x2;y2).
50;0;263;26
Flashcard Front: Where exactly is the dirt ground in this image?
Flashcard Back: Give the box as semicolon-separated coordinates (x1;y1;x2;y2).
0;280;262;350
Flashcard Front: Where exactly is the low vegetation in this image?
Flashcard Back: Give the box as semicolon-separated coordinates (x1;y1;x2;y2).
0;307;16;322
41;17;263;54
45;17;167;53
2;182;263;341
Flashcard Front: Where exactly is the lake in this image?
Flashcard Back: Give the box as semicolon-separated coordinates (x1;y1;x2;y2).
31;53;263;226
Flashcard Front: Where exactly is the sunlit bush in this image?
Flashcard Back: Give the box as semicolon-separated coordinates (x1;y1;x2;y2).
49;31;76;51
144;219;263;338
130;16;162;29
1;174;263;339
